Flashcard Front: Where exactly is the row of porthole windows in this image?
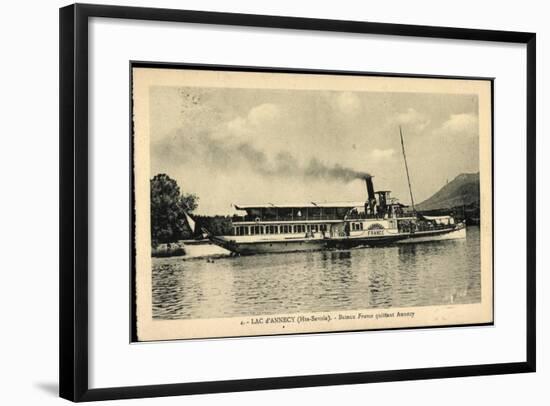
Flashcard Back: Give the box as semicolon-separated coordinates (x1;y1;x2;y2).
234;224;328;236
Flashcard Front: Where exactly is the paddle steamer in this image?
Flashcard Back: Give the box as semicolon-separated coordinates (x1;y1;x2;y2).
204;127;466;255
206;177;465;255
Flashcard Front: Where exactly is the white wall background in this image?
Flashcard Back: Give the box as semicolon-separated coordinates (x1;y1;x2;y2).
0;0;546;404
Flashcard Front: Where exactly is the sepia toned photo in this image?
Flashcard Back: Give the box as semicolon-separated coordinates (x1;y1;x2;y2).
132;65;493;341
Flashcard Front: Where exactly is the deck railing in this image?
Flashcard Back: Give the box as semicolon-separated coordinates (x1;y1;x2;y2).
233;212;415;223
235;214;343;222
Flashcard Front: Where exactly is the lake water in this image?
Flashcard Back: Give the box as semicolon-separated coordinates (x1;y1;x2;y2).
152;226;481;320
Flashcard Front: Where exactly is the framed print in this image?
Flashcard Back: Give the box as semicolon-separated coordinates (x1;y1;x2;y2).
132;65;493;341
59;3;536;402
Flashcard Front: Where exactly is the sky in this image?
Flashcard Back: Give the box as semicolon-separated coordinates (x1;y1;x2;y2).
149;85;480;215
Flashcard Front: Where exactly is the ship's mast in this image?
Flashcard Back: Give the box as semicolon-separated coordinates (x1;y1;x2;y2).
399;126;416;212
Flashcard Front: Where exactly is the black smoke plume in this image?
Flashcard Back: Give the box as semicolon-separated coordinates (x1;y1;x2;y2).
153;130;370;182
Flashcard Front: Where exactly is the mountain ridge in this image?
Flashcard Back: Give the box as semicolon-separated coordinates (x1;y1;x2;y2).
416;172;480;212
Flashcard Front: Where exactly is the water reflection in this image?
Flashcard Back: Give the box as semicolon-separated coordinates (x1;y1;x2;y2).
152;227;481;320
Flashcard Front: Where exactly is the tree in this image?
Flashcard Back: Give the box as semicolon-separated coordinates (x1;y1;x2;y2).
150;174;198;247
194;215;233;237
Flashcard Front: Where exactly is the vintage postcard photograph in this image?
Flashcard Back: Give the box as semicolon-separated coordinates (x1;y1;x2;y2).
132;66;493;341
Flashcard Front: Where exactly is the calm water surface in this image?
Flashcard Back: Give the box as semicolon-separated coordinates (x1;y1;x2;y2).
152;226;481;320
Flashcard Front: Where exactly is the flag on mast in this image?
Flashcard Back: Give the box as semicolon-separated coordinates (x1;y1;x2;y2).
184;211;196;234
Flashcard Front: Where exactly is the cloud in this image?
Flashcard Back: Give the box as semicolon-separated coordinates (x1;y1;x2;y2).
440;113;478;136
248;103;280;125
224;103;281;138
335;92;361;114
369;148;395;161
225;116;247;134
396;107;430;132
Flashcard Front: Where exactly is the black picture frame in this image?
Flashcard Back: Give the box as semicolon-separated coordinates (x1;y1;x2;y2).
60;3;536;402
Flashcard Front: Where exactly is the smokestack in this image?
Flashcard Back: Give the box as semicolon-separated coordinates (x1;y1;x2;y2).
365;176;375;201
365;176;376;214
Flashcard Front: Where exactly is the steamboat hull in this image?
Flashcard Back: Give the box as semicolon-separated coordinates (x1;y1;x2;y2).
209;225;465;255
325;234;409;249
208;233;411;255
398;223;466;244
209;236;327;255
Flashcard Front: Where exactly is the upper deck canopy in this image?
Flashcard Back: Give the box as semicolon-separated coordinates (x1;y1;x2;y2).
234;201;367;210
